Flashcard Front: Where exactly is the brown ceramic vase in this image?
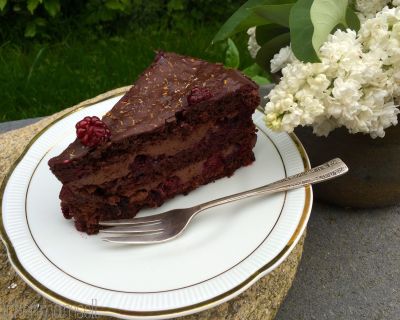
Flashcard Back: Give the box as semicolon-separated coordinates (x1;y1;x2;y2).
294;123;400;208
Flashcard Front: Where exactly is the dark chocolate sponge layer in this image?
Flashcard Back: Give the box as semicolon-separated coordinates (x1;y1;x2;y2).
62;140;256;234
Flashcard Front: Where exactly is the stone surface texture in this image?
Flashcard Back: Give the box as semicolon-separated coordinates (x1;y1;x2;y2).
276;203;400;320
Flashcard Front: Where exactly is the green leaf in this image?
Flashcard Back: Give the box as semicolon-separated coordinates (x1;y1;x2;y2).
225;38;240;69
0;0;7;11
25;21;37;38
168;0;185;11
27;0;41;14
34;17;47;26
242;63;263;77
43;0;60;17
212;0;295;44
250;4;294;28
13;3;21;12
251;75;271;85
255;23;289;44
346;7;360;31
242;63;273;83
105;0;125;11
289;0;319;63
255;32;290;71
310;0;349;53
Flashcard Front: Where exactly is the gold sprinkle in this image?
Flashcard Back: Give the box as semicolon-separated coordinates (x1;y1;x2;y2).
224;79;227;85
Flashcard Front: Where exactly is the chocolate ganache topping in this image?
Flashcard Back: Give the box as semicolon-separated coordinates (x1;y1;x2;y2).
50;52;257;163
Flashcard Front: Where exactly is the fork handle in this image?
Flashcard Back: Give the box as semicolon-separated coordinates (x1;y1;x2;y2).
198;158;348;212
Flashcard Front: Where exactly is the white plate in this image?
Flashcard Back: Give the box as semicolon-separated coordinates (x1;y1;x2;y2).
0;94;312;319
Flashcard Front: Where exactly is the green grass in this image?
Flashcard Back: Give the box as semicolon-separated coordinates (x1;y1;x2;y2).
0;20;252;122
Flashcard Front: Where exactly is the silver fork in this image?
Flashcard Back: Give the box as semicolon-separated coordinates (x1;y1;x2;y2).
99;158;348;244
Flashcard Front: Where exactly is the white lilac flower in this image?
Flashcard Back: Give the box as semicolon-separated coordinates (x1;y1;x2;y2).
270;46;296;73
264;6;400;138
355;0;391;20
247;27;260;59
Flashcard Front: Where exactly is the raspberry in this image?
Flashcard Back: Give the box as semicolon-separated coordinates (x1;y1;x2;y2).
162;176;181;194
75;116;111;147
187;87;212;105
203;154;224;174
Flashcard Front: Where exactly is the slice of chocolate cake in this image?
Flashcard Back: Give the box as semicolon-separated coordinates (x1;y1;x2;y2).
48;52;260;234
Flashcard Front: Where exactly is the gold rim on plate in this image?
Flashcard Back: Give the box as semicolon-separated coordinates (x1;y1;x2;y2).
0;90;312;319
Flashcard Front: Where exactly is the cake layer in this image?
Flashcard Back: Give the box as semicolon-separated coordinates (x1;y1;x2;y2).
49;95;257;184
48;53;259;181
68;129;256;202
61;132;256;213
60;138;256;234
65;114;256;189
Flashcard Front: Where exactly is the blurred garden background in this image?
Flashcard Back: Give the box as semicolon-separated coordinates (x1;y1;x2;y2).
0;0;252;122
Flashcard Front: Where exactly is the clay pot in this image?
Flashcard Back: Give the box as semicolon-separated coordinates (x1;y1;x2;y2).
295;124;400;208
